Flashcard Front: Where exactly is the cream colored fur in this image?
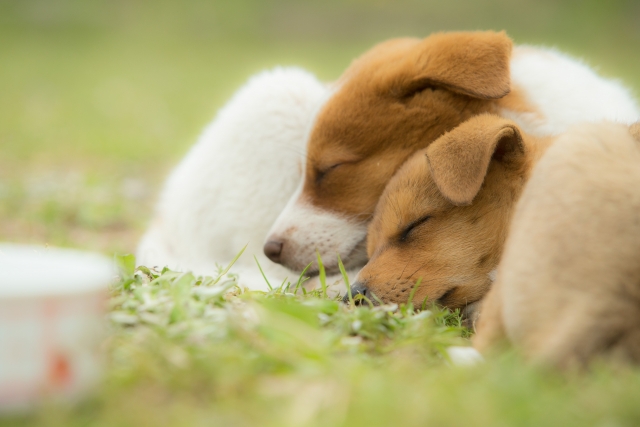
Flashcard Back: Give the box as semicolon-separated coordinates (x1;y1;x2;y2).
474;122;640;368
136;68;328;290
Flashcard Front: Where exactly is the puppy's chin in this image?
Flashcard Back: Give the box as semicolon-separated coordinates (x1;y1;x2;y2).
352;268;493;317
334;236;369;271
292;236;368;277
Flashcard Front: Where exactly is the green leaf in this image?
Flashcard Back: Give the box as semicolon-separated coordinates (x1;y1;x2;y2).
115;253;136;276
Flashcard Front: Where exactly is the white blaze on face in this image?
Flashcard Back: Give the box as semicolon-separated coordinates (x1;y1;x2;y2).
265;180;368;274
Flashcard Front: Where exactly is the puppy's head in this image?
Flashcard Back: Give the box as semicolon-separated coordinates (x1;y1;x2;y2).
354;115;531;309
266;31;514;273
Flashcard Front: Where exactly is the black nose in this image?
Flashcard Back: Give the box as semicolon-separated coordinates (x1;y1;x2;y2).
343;281;368;304
263;240;283;263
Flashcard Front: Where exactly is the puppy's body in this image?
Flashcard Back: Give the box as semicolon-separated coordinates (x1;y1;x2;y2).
266;32;639;275
474;122;640;368
502;46;638;136
136;68;327;289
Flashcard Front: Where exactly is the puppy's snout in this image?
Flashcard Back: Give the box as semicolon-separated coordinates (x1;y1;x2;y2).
343;281;369;304
263;240;284;263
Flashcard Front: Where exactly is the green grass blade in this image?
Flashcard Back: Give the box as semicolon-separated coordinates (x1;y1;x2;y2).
337;253;353;306
316;250;327;298
371;292;385;306
293;262;312;295
279;277;289;293
407;277;423;312
254;255;273;291
421;296;429;311
214;244;247;285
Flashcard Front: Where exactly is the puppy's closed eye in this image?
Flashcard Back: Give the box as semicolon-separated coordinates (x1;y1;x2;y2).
315;163;343;185
399;215;431;242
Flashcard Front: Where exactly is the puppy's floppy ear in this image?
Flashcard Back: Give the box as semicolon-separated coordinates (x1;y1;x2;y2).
399;31;512;100
426;115;524;206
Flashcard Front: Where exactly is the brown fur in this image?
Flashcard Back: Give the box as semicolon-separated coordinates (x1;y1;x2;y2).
474;121;640;369
302;31;521;222
357;114;551;309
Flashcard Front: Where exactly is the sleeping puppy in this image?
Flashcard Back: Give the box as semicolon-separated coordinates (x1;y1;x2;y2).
265;31;639;276
474;121;640;369
349;114;553;318
136;67;328;289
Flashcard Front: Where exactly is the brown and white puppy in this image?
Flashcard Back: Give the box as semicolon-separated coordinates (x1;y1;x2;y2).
265;30;639;275
266;32;512;274
351;114;552;314
474;121;640;369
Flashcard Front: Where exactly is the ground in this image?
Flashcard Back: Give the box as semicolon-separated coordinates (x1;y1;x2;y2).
2;1;640;425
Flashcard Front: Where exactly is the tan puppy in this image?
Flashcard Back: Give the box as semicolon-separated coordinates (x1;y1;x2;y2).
474;121;640;368
350;114;552;314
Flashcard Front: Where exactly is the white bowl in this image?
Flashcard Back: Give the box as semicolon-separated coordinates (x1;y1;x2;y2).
0;244;115;412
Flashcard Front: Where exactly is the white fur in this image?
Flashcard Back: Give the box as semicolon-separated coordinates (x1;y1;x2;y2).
269;46;640;272
502;46;639;136
138;47;640;290
136;67;327;290
265;180;368;273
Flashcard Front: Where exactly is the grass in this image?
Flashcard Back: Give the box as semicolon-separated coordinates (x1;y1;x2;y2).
5;260;640;427
2;0;640;425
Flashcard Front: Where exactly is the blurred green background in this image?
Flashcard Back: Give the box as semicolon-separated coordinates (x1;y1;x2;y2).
2;3;640;426
1;0;639;254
